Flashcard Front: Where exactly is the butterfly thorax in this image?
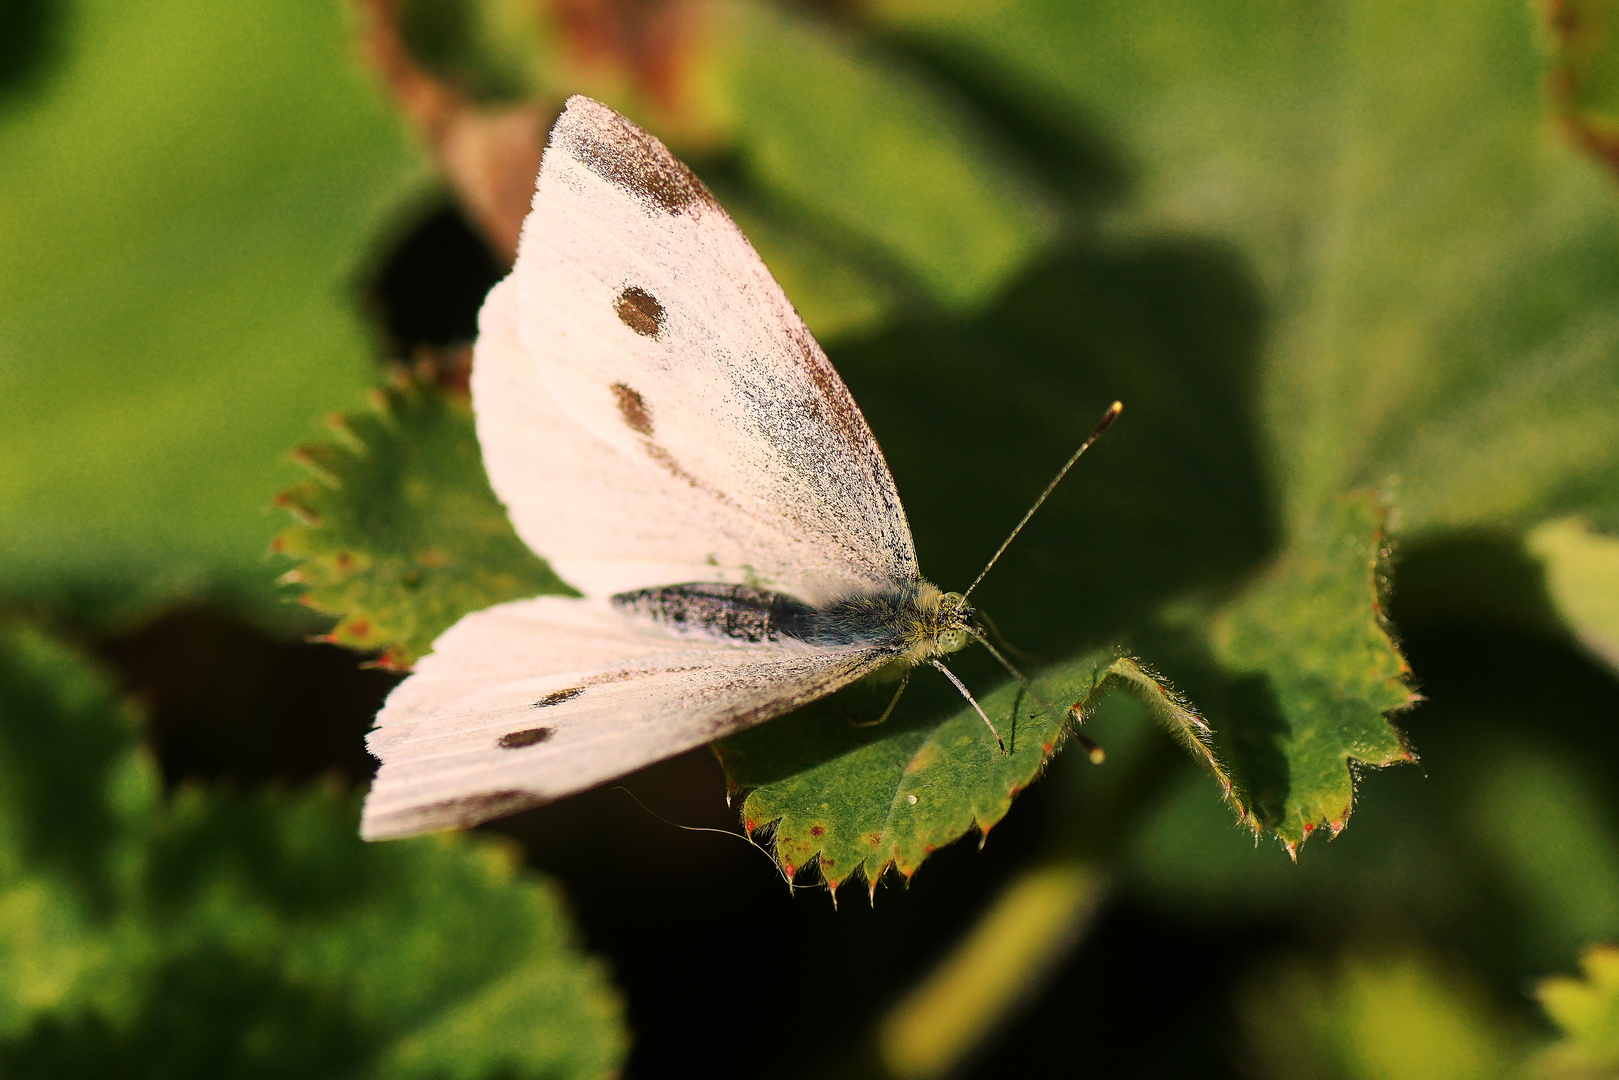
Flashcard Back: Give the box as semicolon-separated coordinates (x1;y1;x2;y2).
611;579;975;663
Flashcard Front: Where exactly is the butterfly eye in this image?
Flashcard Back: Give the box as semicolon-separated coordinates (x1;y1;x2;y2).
937;628;969;653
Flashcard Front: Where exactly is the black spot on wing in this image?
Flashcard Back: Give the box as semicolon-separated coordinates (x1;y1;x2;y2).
615;286;665;338
556;97;717;215
499;727;555;749
534;687;585;708
611;384;653;435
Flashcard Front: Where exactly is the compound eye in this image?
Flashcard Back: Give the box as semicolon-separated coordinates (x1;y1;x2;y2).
938;628;969;653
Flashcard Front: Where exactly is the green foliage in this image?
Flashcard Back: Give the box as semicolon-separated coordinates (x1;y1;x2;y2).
396;0;551;104
313;0;1437;865
274;368;572;669
11;0;1619;1072
0;0;427;624
1529;518;1619;672
720;654;1224;891
1239;948;1520;1080
0;620;627;1077
1209;494;1414;848
1239;942;1619;1080
884;0;1619;538
717;1;1056;310
1537;945;1619;1078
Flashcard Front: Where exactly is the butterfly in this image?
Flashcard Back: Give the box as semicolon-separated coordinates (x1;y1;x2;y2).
361;96;1117;841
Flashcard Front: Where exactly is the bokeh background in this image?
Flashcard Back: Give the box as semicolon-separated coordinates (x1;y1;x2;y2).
4;0;1619;1076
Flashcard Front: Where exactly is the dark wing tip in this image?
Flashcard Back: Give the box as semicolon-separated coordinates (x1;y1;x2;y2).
549;95;717;216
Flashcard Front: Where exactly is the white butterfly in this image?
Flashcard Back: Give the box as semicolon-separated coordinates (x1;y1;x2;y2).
361;96;1116;841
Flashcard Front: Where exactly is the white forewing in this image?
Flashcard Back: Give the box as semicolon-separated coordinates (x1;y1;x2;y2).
475;95;917;606
361;595;888;840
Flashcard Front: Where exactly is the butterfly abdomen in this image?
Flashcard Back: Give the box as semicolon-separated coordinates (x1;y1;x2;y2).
610;579;962;660
612;583;817;644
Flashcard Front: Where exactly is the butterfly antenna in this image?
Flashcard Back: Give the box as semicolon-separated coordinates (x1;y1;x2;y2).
970;632;1105;764
929;659;1006;751
975;609;1039;665
962;401;1123;601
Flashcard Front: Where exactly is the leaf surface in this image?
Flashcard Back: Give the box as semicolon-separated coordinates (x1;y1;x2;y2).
1528;517;1619;673
1209;494;1415;848
274;368;570;669
720;653;1225;892
879;0;1619;535
0;0;427;622
1537;945;1619;1077
0;621;627;1078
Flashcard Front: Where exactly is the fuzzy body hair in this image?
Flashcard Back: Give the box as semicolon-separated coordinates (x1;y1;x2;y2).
613;578;975;665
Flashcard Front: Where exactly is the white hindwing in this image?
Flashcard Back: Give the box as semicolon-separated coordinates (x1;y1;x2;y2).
361;596;888;840
475;95;916;607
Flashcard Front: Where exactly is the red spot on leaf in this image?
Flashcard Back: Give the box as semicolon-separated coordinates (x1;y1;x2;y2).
924;844;935;854
744;819;756;833
1042;741;1052;755
1303;822;1315;833
867;833;882;846
810;826;824;837
269;537;285;552
348;620;370;638
783;860;796;878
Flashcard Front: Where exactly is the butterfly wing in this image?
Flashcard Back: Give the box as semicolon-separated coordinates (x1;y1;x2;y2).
361;596;888;840
475;96;917;607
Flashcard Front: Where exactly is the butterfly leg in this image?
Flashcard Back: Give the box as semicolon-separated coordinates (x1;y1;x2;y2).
929;659;1006;753
969;632;1104;763
850;669;910;729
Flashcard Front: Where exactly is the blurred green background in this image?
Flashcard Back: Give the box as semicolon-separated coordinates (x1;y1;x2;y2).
4;0;1619;1076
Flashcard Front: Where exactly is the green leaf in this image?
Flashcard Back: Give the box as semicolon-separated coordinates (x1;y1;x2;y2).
719;652;1226;892
1209;493;1415;850
273;368;572;669
717;0;1057;310
0;620;628;1078
880;0;1619;537
0;0;427;623
1528;517;1619;672
0;622;152;1037
1536;945;1619;1077
870;0;1619;851
0;623;156;912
